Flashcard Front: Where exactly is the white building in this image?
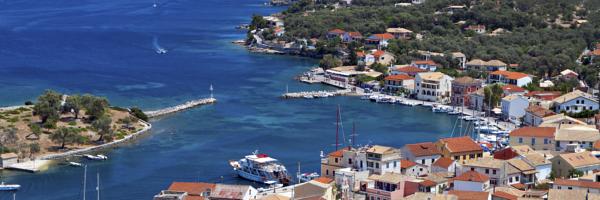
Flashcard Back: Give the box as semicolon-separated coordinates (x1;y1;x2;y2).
402;142;442;167
501;95;529;121
553;90;599;114
551;124;600;151
488;71;532;87
452;171;490;192
415;72;453;103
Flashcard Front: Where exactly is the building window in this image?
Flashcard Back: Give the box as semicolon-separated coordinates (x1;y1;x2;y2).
349;158;353;164
431;158;435;163
493;170;497;175
394;161;397;168
326;169;329;175
471;167;475;171
386;162;389;168
360;161;363;168
375;163;379;169
454;156;459;160
544;138;548;144
531;138;536;145
518;138;523;143
421;159;425;164
335;158;339;163
516;176;519;182
485;169;489;174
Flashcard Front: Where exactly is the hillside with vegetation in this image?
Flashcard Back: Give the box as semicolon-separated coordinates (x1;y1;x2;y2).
0;90;147;160
256;0;600;85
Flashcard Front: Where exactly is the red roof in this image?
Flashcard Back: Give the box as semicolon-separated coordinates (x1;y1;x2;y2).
419;179;437;187
400;160;417;169
412;60;438;66
438;136;483;153
168;182;216;196
501;85;525;93
328;29;345;34
591;49;600;56
493;148;520;160
525;105;555;118
313;177;334;184
432;157;454;168
371;33;395;40
405;142;441;157
492;191;518;200
328;149;345;157
453;171;489;183
347;31;362;37
448;190;489;200
356;51;365;57
525;91;562;101
594;140;600;150
554;178;600;189
490;71;529;80
396;66;427;74
509;127;555;138
372;50;385;58
385;74;414;81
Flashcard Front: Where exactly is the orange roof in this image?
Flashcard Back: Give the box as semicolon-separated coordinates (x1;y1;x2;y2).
313;177;334;184
525;91;562;101
510;183;526;190
591;49;600;56
492;191;518;200
438;136;483;153
400;160;417;169
594;140;600;150
385;74;414;81
328;149;345;157
356;51;365;57
372;50;385;58
453;171;489;183
509;127;555;138
405;142;441;157
448;190;489;200
396;66;427;74
347;32;362;37
168;182;216;196
371;33;395;40
554;178;600;189
432;157;454;168
328;29;345;34
419;179;437;187
501;85;525;93
490;71;529;80
412;60;438;66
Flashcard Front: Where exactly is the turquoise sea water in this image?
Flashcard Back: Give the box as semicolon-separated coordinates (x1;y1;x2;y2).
0;0;458;199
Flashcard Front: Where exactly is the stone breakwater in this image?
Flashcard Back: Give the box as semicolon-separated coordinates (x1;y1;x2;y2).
144;98;217;118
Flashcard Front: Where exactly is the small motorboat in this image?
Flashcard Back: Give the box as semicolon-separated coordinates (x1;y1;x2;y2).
84;154;108;160
303;95;314;99
68;161;83;167
297;172;320;183
0;182;20;191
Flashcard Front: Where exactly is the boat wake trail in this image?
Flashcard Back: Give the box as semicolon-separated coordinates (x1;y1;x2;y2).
153;36;167;54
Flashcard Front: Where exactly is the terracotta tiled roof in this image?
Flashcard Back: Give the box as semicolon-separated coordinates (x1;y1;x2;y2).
328;29;345;34
510;183;526;190
438;136;483;153
396;66;428;74
525;91;562;101
509;127;555;138
453;171;489;183
370;33;395;40
419;179;437;187
490;71;529;80
356;51;365;57
525;105;556;118
557;151;600;168
372;50;386;58
452;76;482;85
313;177;334;184
501;85;525;93
412;60;438;66
400;160;417;169
492;191;518;200
432;157;454;168
554;178;600;189
594;140;600;150
385;74;414;81
447;190;489;200
493;148;520;160
168;182;216;196
328;149;345;157
405;142;441;157
347;32;362;37
591;49;600;56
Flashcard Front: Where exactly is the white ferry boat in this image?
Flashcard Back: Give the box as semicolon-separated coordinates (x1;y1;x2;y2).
229;152;290;185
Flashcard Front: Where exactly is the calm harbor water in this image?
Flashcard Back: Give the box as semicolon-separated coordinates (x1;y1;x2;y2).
0;0;457;199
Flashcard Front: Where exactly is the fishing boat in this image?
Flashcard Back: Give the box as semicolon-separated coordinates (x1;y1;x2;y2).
0;182;20;191
229;152;290;185
69;161;83;167
474;125;499;133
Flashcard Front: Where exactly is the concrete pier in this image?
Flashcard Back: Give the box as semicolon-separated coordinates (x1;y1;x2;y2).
282;89;360;99
144;98;217;118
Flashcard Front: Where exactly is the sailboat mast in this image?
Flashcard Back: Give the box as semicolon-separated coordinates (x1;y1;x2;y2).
83;165;87;200
96;172;100;200
336;106;340;151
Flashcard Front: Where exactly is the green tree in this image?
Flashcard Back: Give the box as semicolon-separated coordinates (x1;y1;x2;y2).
64;95;83;119
92;115;113;142
319;54;342;70
0;127;18;146
484;84;503;109
29;142;40;158
50;127;79;149
568;169;584;178
33;90;62;124
86;97;109;121
129;107;148;122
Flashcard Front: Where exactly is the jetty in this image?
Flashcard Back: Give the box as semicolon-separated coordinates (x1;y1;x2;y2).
144;98;217;118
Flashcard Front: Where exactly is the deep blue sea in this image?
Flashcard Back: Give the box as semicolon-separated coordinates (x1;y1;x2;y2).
0;0;458;199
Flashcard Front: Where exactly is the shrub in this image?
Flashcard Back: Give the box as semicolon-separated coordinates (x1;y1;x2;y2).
7;117;19;123
68;121;77;126
129;107;148;121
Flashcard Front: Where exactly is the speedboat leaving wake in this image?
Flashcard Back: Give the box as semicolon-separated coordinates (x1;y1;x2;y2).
153;36;168;54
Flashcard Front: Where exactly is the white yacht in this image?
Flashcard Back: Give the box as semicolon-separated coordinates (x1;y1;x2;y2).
0;182;20;191
229;152;290;185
